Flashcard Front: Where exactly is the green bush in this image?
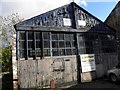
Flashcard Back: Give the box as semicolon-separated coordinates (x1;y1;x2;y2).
2;46;12;72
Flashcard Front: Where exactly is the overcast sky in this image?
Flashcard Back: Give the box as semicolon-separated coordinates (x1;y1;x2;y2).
1;0;119;21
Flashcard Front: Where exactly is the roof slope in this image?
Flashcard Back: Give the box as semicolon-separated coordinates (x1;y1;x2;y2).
105;1;120;32
15;2;115;34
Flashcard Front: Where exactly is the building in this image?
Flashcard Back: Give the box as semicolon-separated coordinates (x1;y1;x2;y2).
13;2;118;89
105;1;120;63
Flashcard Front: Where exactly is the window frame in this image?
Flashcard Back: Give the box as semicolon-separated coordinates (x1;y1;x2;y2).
51;33;76;56
18;31;42;60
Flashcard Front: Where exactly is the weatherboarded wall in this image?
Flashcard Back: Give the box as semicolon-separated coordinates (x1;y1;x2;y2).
105;2;120;63
17;56;78;89
17;53;118;89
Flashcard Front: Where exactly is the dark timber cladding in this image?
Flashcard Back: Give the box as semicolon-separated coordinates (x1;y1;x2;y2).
105;1;120;63
14;2;118;89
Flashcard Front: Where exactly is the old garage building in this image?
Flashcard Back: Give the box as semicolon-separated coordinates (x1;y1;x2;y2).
13;2;118;89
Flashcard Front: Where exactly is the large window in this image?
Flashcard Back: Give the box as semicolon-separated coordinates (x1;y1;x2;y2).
43;32;51;56
78;33;116;54
35;32;41;57
19;31;25;58
52;33;76;56
100;34;116;53
27;32;42;58
28;32;34;57
78;34;86;54
18;31;76;59
18;31;116;59
18;31;42;59
84;33;100;54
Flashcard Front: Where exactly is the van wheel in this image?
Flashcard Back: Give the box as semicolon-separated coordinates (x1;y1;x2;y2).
110;74;117;82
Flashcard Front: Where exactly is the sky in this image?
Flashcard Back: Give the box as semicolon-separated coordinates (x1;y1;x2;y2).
0;0;119;22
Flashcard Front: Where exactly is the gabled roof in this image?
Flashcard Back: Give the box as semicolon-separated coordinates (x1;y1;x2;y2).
15;2;116;34
16;2;103;26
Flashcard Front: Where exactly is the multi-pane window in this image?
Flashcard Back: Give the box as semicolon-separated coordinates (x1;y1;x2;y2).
19;31;25;58
43;32;50;56
84;34;95;54
78;33;116;54
52;33;76;56
78;34;86;54
78;33;100;54
28;32;34;57
27;32;42;58
65;34;76;55
18;31;117;59
92;35;100;54
18;31;76;58
35;32;41;57
18;31;42;59
100;34;116;53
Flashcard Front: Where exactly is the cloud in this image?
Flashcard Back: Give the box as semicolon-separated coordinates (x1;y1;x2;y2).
1;0;83;20
1;0;118;20
1;0;68;19
80;0;88;7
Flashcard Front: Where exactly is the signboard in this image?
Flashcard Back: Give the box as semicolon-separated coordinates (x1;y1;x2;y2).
78;20;86;26
63;18;71;26
80;54;96;72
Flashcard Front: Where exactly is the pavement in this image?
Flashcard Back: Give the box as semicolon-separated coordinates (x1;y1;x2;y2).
64;78;120;90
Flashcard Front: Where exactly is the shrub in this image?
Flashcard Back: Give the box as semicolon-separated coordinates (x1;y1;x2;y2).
2;46;12;72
